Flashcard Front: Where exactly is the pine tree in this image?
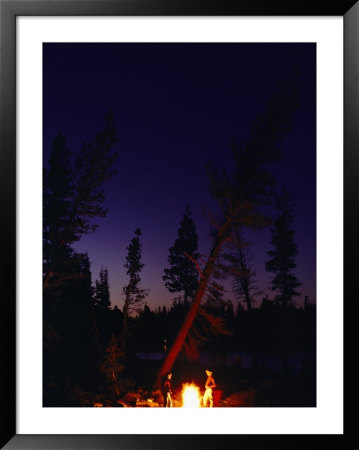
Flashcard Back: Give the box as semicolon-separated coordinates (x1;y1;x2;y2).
122;228;148;349
266;188;301;305
43;134;74;289
43;113;117;404
43;111;117;291
163;205;200;303
222;231;262;310
94;267;111;309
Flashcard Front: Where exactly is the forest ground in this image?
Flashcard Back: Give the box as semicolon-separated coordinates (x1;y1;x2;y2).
101;356;316;408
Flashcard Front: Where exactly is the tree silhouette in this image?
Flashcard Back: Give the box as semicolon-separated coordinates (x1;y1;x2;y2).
163;205;200;303
266;188;301;305
43;111;117;291
94;267;111;309
222;230;262;310
43;113;117;405
122;228;148;349
155;70;301;386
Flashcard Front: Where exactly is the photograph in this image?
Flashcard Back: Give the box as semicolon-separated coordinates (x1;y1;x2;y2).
1;0;355;447
43;42;316;409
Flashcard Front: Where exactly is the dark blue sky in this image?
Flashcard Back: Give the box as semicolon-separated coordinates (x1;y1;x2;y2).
43;43;316;310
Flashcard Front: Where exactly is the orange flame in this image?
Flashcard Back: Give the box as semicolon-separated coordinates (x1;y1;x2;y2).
181;383;201;408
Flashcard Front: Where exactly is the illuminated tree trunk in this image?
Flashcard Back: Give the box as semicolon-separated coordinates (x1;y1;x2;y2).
154;221;229;387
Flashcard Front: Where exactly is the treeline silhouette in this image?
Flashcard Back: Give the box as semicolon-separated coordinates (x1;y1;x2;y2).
44;262;315;407
118;296;316;366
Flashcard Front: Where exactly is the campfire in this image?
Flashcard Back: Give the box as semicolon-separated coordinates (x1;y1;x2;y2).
181;383;202;408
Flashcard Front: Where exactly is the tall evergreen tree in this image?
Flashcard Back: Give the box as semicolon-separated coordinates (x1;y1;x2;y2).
80;253;94;302
122;228;148;348
222;230;262;310
43;111;117;290
266;188;301;305
163;205;200;303
43;134;74;290
43;113;117;405
94;267;111;309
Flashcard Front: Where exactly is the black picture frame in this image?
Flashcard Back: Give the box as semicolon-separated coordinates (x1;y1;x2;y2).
1;0;357;448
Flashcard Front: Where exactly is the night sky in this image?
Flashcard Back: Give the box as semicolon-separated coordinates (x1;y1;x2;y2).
43;43;316;310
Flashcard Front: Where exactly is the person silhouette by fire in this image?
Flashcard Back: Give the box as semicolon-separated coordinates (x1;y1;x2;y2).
163;372;173;407
203;369;216;407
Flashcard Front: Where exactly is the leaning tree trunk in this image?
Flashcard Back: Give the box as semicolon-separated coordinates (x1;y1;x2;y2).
154;220;230;387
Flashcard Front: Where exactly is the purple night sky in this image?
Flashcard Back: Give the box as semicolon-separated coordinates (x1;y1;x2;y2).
43;43;316;310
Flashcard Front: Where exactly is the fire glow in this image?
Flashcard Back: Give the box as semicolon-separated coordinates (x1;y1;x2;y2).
181;383;201;408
